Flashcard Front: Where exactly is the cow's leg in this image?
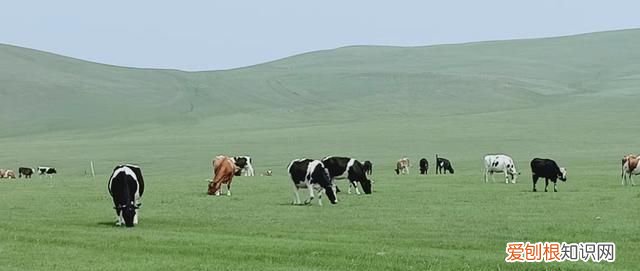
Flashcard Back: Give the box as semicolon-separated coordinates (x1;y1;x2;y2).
532;176;538;192
504;172;509;184
305;183;314;204
353;181;361;195
292;183;302;205
226;182;232;196
544;178;549;192
315;187;324;206
631;174;636;186
553;181;558;192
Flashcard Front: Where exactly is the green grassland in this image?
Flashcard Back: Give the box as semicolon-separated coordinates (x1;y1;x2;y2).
1;29;639;270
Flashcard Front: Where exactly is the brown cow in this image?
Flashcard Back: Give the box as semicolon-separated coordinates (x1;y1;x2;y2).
3;170;16;179
622;154;639;186
0;169;5;179
207;155;237;196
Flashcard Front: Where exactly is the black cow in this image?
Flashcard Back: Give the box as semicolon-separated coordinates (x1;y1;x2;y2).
233;156;255;176
18;167;34;178
531;158;567;192
419;158;429;175
363;160;373;176
37;166;57;177
287;159;337;206
321;156;372;195
435;155;454;174
108;164;145;227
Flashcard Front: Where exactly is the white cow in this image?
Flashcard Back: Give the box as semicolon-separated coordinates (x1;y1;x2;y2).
484;154;519;184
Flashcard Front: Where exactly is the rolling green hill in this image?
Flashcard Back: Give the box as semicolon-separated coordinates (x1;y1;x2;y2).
1;29;639;271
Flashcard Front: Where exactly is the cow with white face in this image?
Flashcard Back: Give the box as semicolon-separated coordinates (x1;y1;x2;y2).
484;154;520;184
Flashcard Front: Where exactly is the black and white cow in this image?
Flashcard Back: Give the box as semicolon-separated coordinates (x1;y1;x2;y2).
484;154;520;184
419;158;429;175
531;158;567;192
108;164;145;227
18;167;34;178
363;160;373;176
37;166;57;177
233;156;255;176
435;155;454;174
321;156;372;195
287;159;337;206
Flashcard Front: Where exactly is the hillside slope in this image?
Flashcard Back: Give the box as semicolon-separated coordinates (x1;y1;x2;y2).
1;29;639;137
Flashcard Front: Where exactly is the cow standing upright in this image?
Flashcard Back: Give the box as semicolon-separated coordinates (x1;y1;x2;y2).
233;156;255;176
621;154;638;186
108;164;145;227
531;158;567;192
419;158;429;175
395;158;410;175
37;166;57;178
18;167;34;178
484;154;520;184
622;155;640;186
287;159;337;206
321;156;372;195
435;155;454;174
208;155;237;196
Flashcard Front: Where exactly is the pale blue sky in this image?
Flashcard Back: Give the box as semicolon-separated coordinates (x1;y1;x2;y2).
1;0;638;71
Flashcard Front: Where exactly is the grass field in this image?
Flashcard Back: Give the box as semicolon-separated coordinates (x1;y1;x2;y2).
1;29;640;270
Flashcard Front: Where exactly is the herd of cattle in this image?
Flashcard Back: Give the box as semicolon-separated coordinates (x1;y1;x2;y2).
0;166;57;179
6;153;635;228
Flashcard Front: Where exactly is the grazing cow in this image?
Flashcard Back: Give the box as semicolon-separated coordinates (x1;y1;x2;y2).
435;154;454;174
395;158;410;175
208;155;237;196
4;170;16;179
233;156;255;176
363;160;373;176
288;159;337;206
322;156;372;195
531;158;567;192
622;155;640;186
37;166;57;177
18;167;34;178
484;154;520;184
621;154;637;185
108;164;145;227
419;158;429;175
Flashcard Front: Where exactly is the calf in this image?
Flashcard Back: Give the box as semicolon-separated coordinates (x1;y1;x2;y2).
419;158;429;175
18;167;34;178
108;164;145;227
363;160;373;176
395;157;410;175
208;155;236;196
233;155;255;176
531;158;567;192
484;154;520;184
37;166;57;178
288;159;337;206
435;154;454;174
622;155;640;186
322;156;372;195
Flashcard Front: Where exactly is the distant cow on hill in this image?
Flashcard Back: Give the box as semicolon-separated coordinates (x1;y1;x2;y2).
531;158;567;192
287;159;337;206
322;156;372;195
108;164;145;227
484;154;520;184
435;155;454;174
419;158;429;175
208;155;237;196
233;156;255;176
395;158;410;175
18;167;34;178
622;154;640;186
